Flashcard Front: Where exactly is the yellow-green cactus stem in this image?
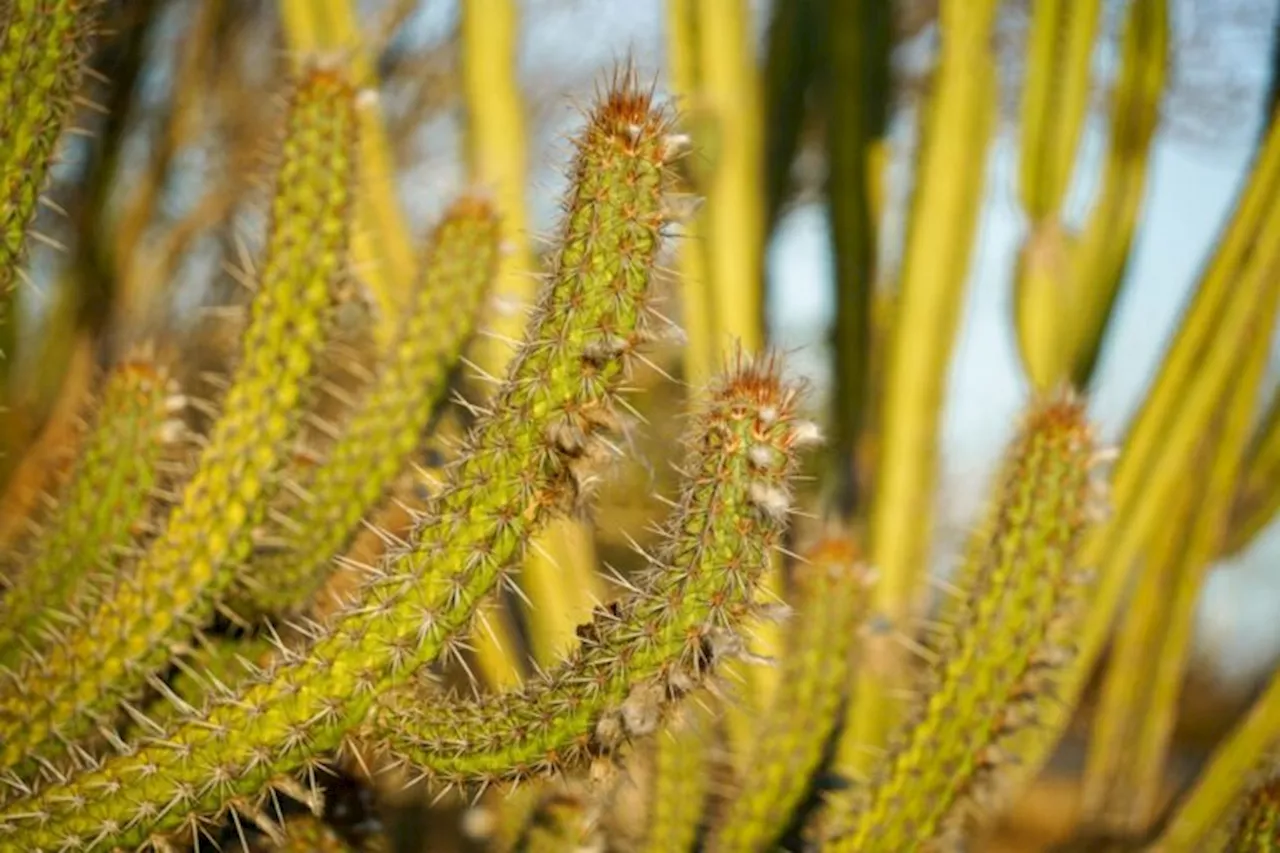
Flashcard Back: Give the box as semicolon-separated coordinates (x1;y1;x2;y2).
0;67;357;774
0;74;677;852
850;0;1000;770
644;693;716;853
1017;0;1103;221
817;393;1098;850
0;352;184;669
1063;0;1167;387
366;354;816;788
0;0;103;346
231;195;499;621
708;534;871;853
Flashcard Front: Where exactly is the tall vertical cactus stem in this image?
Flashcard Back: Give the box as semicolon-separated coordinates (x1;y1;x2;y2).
1017;0;1103;220
0;74;677;852
0;0;104;340
0;352;184;668
365;353;815;786
818;394;1098;850
230;195;499;621
0;68;358;774
708;534;871;853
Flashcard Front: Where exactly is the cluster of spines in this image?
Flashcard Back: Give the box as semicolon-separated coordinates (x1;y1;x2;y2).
229;194;499;622
0;71;680;852
363;354;817;789
707;534;872;853
0;66;358;776
0;352;184;669
815;393;1099;850
0;0;103;335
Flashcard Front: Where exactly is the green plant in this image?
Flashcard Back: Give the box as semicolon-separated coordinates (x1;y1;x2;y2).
0;2;1279;852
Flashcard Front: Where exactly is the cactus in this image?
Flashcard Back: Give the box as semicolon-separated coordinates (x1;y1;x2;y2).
0;3;1278;852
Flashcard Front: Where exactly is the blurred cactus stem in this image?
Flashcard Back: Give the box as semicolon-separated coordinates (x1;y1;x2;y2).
825;0;891;523
847;0;1000;775
1014;0;1167;392
278;0;417;345
1082;282;1275;833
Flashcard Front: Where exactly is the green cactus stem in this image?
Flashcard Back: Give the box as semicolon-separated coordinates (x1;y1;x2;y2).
0;350;184;669
816;393;1099;850
230;195;498;622
365;353;815;789
0;66;357;775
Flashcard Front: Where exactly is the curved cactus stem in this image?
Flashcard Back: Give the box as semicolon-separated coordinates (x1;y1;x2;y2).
364;354;815;789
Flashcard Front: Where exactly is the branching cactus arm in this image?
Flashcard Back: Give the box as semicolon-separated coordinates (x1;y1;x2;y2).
0;71;680;853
